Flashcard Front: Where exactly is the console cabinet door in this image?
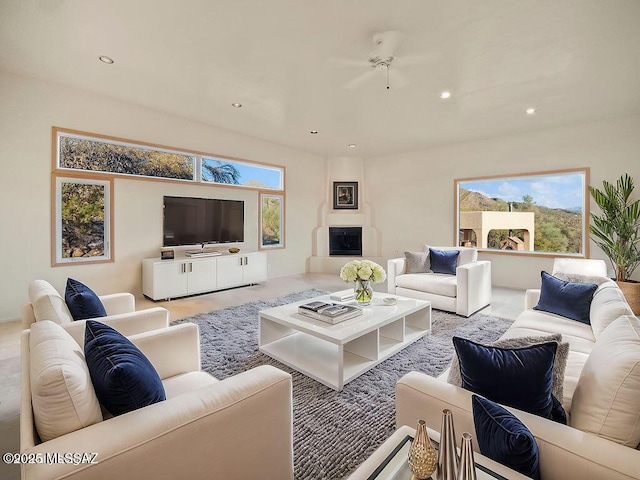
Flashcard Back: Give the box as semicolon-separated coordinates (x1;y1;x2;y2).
216;256;244;289
186;258;217;294
243;252;268;284
153;261;189;299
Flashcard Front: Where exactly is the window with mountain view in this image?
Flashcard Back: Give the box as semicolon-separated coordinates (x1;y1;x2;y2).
455;169;589;256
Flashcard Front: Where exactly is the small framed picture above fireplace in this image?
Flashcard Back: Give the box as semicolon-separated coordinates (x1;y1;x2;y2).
333;181;358;210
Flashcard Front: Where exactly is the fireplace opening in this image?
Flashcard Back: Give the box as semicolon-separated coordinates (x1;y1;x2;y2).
329;227;362;256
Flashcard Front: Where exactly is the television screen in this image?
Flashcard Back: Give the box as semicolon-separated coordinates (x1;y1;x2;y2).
163;196;244;246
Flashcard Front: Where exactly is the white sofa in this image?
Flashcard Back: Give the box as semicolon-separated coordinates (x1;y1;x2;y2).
21;320;294;479
395;259;640;479
387;246;491;317
22;279;170;344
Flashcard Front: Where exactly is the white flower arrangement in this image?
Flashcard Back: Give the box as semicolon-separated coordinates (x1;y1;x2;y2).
339;259;387;284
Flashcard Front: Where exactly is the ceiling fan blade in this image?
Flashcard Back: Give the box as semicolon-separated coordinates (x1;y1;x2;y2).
396;51;442;67
389;69;410;89
327;57;371;68
343;69;377;90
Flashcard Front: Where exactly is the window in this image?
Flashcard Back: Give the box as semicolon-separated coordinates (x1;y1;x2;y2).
202;157;284;190
56;131;196;180
455;168;589;256
53;176;113;265
260;193;285;249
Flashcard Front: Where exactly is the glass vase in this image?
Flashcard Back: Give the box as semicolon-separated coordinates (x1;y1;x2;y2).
354;278;373;305
408;420;438;480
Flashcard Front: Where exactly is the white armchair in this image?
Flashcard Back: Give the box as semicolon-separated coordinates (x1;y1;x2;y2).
21;321;294;479
387;246;491;317
22;279;169;345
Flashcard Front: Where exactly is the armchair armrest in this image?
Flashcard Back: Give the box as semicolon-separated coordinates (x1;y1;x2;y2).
99;293;135;315
396;372;640;480
455;261;491;317
61;307;170;346
128;323;201;379
22;365;293;480
525;289;541;310
387;258;406;294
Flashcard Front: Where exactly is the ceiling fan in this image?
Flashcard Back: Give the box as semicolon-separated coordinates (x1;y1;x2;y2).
330;30;437;90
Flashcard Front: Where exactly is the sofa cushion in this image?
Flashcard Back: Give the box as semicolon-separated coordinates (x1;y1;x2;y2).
448;333;569;403
404;251;431;273
472;395;540;480
534;271;598;324
395;273;457;298
570;315;640;448
84;321;166;416
162;371;219;399
589;283;635;339
425;245;477;266
453;337;564;422
29;320;103;442
65;278;107;321
429;248;459;275
28;279;73;324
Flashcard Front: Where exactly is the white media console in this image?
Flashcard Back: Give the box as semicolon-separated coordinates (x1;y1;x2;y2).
142;251;267;300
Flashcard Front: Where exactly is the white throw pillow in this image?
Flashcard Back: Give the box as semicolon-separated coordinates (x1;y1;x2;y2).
571;315;640;447
30;320;102;442
29;279;73;324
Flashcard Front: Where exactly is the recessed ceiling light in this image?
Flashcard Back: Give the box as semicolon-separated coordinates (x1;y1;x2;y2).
231;102;242;108
440;91;451;99
98;55;114;64
526;107;536;115
348;144;357;148
310;130;318;135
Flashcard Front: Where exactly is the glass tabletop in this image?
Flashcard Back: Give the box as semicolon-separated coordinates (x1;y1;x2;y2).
366;435;507;480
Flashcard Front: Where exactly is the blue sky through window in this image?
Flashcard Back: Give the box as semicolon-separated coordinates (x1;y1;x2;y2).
460;172;584;210
203;158;283;189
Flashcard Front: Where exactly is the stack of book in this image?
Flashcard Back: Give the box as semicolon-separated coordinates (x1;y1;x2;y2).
298;301;363;324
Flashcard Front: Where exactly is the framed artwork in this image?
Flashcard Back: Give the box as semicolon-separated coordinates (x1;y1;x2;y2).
259;192;285;249
333;182;358;210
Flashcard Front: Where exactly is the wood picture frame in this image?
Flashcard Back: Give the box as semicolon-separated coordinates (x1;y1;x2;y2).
333;181;358;210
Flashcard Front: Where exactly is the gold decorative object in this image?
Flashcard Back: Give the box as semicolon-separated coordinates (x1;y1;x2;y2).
437;409;459;480
229;247;240;253
408;420;437;479
456;433;477;480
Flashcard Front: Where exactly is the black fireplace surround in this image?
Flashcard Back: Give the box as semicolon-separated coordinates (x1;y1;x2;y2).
329;227;362;256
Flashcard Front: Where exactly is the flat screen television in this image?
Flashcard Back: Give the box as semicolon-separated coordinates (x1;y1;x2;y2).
163;196;244;246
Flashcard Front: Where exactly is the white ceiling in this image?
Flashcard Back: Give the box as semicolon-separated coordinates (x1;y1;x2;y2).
1;0;639;158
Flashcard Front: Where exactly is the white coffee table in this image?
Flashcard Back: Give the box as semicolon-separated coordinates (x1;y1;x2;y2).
258;291;431;391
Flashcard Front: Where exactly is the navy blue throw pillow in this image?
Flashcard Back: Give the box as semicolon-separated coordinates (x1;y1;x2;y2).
84;320;165;416
453;336;559;420
472;395;540;480
65;278;107;321
429;248;459;275
533;271;598;324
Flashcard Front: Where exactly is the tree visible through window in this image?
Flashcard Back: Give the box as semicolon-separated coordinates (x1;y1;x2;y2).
58;135;195;180
54;177;112;265
260;193;284;249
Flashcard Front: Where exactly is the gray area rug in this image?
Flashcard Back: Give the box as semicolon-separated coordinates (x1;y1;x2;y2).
173;289;513;480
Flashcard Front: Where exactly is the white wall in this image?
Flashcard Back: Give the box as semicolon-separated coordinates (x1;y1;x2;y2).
367;115;640;290
0;71;325;321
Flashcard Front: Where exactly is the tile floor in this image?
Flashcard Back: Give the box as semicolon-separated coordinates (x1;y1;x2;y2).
0;273;524;479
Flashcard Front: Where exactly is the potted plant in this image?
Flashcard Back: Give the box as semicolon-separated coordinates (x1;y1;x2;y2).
589;173;640;313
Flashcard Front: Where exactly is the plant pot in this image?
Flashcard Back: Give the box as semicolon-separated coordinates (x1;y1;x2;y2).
616;280;640;315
